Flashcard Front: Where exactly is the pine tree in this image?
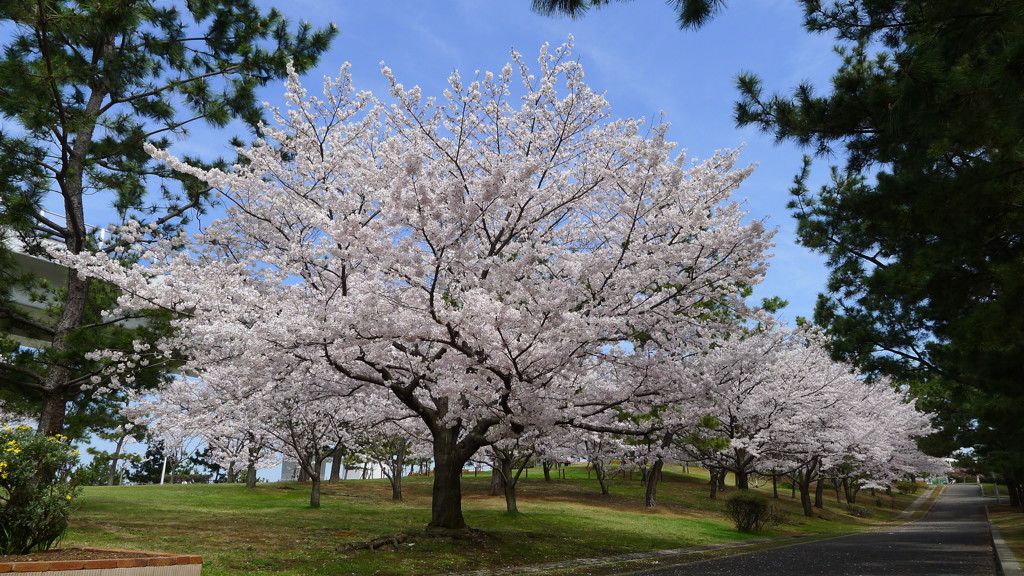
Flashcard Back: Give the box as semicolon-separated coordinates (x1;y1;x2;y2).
0;0;337;437
732;0;1024;501
530;0;727;29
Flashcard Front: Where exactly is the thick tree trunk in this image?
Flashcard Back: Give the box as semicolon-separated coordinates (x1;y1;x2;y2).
503;477;519;513
429;427;471;531
709;467;721;500
330;445;344;482
645;458;665;508
489;464;505;496
297;455;324;508
245;440;260;488
389;442;406;501
843;477;857;504
732;448;753;490
797;474;814;517
391;469;404;501
1007;474;1022;509
542;460;553;481
245;462;257;488
814;477;825;509
772;473;778;499
796;457;820;517
735;468;749;490
37;378;71;438
309;475;321;508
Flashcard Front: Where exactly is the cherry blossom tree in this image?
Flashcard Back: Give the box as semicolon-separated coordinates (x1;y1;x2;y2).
62;40;774;531
128;374;282;488
678;323;938;515
351;416;430;501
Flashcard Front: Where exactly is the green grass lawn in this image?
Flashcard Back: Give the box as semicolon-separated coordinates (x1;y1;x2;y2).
61;465;921;575
988;502;1024;571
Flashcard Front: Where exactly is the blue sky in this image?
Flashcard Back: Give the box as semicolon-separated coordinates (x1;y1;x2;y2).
244;0;840;323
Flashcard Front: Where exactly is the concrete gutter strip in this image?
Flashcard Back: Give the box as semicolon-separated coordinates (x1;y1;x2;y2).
895;485;937;521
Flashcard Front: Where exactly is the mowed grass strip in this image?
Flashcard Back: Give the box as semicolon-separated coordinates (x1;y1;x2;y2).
63;465;921;576
989;503;1024;570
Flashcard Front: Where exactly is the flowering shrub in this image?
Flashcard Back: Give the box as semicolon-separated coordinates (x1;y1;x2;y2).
0;424;81;554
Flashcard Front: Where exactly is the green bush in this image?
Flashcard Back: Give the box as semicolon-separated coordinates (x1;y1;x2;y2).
846;505;874;518
894;480;920;495
725;491;783;533
0;424;81;554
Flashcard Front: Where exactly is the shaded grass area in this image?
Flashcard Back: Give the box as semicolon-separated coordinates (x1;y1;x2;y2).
63;465;920;576
989;503;1024;569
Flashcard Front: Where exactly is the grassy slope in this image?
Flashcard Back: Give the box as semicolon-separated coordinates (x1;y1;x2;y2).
977;483;1024;570
63;465;921;576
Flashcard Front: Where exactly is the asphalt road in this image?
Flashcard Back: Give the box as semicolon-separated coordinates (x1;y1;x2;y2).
627;484;997;576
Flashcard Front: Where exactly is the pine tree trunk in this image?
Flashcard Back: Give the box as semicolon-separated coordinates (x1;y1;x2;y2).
37;378;71;438
1005;475;1020;508
107;435;126;486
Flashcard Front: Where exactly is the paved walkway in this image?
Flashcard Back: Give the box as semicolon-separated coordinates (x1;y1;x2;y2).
444;484;1020;576
626;484;1003;576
